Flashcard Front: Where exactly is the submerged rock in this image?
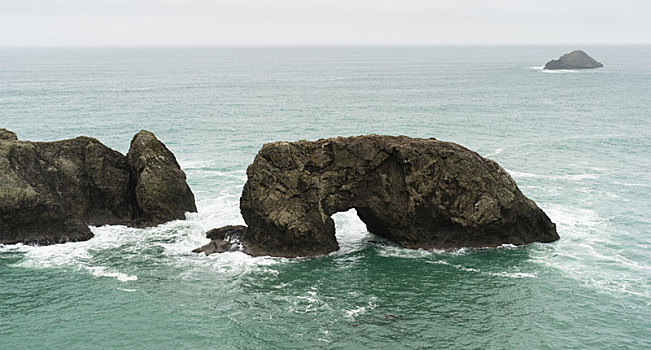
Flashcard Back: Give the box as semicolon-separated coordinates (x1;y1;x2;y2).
0;130;196;245
197;135;558;257
543;50;603;70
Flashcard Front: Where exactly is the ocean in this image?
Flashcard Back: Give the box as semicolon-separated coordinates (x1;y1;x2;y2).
1;46;649;349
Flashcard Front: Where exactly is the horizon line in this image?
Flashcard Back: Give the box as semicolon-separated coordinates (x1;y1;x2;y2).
1;43;650;49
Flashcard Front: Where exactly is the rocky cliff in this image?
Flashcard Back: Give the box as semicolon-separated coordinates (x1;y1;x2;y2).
195;135;558;257
0;129;196;245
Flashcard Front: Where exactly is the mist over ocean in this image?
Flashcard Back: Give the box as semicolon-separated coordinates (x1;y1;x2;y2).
1;46;650;349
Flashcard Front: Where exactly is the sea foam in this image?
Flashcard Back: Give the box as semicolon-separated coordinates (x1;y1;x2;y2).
86;266;138;282
506;169;598;181
535;203;650;298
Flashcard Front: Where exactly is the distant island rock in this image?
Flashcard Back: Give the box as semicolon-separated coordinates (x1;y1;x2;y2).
543;50;603;70
0;129;196;245
194;135;559;258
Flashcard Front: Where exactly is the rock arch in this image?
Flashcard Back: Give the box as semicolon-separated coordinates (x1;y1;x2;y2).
196;135;558;257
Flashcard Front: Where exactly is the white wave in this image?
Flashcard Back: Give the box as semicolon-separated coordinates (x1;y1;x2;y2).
4;226;144;282
152;199;283;278
179;161;247;176
7;225;148;281
612;254;651;272
375;243;532;259
484;148;503;157
428;260;480;272
428;260;536;278
506;169;598;181
376;246;445;259
179;159;218;169
536;203;650;298
603;191;622;199
296;289;319;304
6;240;93;269
526;66;544;70
585;276;650;299
184;169;248;180
542;204;606;240
87;266;137;282
200;251;282;277
332;209;373;254
611;181;650;188
574;188;624;200
542;69;578;74
181;165;248;186
488;272;537;279
344;302;377;320
3;187;284;281
108;87;155;92
345;306;367;319
497;244;518;249
286;286;333;314
313;77;350;82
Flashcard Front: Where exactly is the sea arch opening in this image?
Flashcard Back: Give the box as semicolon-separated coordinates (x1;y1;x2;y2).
331;208;370;253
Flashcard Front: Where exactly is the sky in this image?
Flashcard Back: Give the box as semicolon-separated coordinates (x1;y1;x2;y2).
0;0;650;47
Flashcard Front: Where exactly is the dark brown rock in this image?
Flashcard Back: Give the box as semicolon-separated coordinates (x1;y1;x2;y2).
198;135;558;258
205;225;248;241
192;225;246;255
0;129;17;141
0;129;196;245
127;130;197;227
543;50;603;70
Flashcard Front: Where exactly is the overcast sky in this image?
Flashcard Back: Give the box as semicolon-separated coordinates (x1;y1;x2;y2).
1;0;649;46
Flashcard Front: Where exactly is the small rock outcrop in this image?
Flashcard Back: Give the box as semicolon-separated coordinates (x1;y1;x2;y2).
195;135;558;257
192;226;246;255
543;50;603;70
0;129;196;245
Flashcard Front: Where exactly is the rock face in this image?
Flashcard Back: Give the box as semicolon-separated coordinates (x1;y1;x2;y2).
544;50;603;70
0;129;196;245
195;135;558;257
127;130;197;227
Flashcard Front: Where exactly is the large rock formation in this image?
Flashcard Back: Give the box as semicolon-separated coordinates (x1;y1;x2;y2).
195;135;558;257
543;50;603;70
127;130;197;227
0;129;196;245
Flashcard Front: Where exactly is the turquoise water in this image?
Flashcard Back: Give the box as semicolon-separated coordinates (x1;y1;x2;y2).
1;46;650;349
